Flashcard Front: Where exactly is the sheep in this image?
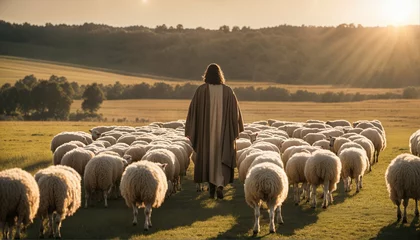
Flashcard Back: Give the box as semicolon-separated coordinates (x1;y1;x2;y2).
131;140;150;146
337;142;365;156
329;137;351;154
162;121;185;129
249;152;283;170
34;166;81;239
338;148;368;193
281;145;319;168
279;124;302;137
141;149;178;197
239;150;267;183
312;139;331;150
83;154;127;208
61;148;95;176
292;128;304;139
237;148;263;169
53;142;80;165
117;135;138;145
120;161;168;230
251;141;280;154
254;137;285;150
280;138;310;154
385;153;420;223
97;136;117;145
286;152;311;205
353;138;375;171
361;128;385;163
345;128;364;134
304;150;342;209
123;146;148;164
354;122;375;129
306;120;324;124
101;131;126;140
304;123;330;129
300;128;321;139
89;126;116;140
236;138;252;151
319;129;344;138
409;130;420;156
0;168;40;240
244;162;288;234
303;133;326;145
51;132;90;152
326;120;352;128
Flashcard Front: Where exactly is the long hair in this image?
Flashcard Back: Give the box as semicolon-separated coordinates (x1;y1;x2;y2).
203;63;226;85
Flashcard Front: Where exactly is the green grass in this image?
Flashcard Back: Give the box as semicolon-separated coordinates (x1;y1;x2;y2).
1;100;419;239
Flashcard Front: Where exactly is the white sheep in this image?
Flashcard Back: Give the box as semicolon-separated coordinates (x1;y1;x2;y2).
123;146;148;164
329;137;351;154
326;120;351;128
117;135;138;145
361;128;385;163
97;135;117;145
385;153;420;223
83;154;127;208
280;138;310;154
249;152;283;170
285;151;311;205
353;138;375;171
312;139;331;150
304;150;342;208
35;166;81;239
52;142;80;165
120;161;168;230
239;150;266;183
281;145;320;168
89;126;116;140
61;148;95;176
319;129;344;138
338;148;368;193
303;133;326;145
0;168;40;240
236;138;252;151
51;132;91;152
300;128;321;139
337;142;365;156
244;162;288;234
409;130;420;156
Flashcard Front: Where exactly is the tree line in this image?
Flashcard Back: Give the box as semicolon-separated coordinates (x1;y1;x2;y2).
0;21;419;88
1;75;420;121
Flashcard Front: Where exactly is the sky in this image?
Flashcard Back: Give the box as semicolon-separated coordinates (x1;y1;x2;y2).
0;0;419;29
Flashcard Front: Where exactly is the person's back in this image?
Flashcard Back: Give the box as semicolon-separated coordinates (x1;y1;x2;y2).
185;63;244;199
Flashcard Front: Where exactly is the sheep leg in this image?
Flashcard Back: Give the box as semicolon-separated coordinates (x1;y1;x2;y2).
6;224;12;240
144;204;152;231
252;204;261;235
2;222;8;240
84;191;89;209
360;176;363;189
355;175;360;193
104;191;108;208
305;183;310;203
276;205;284;225
396;200;402;221
54;214;62;239
293;183;299;205
268;205;276;233
342;177;348;192
132;205;138;226
15;217;22;240
196;183;201;192
415;199;419;216
48;214;54;238
311;184;317;208
39;216;45;238
322;179;330;209
402;198;409;223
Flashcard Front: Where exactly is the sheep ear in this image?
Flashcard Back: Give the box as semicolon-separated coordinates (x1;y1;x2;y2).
89;129;92;133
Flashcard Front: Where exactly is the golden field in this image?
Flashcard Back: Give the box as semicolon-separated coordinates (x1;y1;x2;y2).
1;99;419;239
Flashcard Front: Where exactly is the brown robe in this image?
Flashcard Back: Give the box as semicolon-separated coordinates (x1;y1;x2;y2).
185;83;244;186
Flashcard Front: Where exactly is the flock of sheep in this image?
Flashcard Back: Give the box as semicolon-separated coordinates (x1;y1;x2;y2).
0;119;419;238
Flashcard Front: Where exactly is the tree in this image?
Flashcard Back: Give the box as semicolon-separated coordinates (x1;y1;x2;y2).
82;83;104;113
219;25;230;33
232;26;240;32
176;24;184;31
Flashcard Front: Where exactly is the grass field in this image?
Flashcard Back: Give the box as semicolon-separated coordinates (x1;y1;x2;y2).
1;99;419;239
0;55;404;95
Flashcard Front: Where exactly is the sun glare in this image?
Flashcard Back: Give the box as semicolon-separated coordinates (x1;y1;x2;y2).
382;0;414;25
142;0;148;3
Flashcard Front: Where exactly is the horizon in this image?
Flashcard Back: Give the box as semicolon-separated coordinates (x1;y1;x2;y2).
0;0;419;29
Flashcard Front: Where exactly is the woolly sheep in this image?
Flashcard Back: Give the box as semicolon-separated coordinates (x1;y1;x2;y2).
35;166;81;239
300;128;321;138
292;128;304;139
237;148;263;168
385;153;420;223
97;135;117;145
361;128;385;163
61;148;95;176
281;145;319;168
251;141;280;154
244;162;288;234
238;150;266;183
117;135;138;145
280;124;302;137
249;152;283;170
53;142;80;165
353;138;375;171
312;139;331;150
83;154;127;208
162;121;184;129
285;151;311;205
101;131;126;140
254;137;285;150
338;148;368;193
236;138;252;151
304;150;342;208
303;133;326;145
306;120;324;124
329;137;351;154
326;120;351;128
120;161;168;230
141;149;178;197
280;138;310;154
409;130;420;156
304;123;330;129
0;168;40;240
51;132;90;152
123;146;148;164
354;122;375;129
89;126;116;140
319;129;344;138
342;133;359;138
345;128;364;134
337;142;365;156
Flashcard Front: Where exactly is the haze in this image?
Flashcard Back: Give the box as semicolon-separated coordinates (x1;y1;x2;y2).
0;0;419;29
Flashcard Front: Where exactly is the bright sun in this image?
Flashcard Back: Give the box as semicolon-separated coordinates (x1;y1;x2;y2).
382;0;413;25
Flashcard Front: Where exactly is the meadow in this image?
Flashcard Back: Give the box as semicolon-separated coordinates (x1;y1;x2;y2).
1;99;419;239
0;56;404;95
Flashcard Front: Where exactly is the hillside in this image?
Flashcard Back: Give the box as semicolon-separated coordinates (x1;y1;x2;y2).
0;56;403;95
0;21;419;88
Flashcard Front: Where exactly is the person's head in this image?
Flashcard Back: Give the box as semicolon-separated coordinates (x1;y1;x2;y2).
203;63;225;85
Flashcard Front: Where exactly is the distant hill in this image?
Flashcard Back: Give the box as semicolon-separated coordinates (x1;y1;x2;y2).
0;21;419;88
